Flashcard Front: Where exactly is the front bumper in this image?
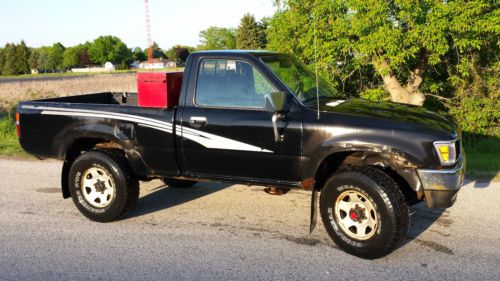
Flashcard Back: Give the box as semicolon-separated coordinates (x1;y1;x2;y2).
417;156;466;208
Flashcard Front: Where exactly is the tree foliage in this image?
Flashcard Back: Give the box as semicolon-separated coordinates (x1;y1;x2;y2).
198;27;237;50
47;42;65;71
36;46;52;71
1;42;31;75
132;47;147;62
0;48;4;74
268;0;499;107
15;41;30;74
63;44;88;68
237;13;267;49
88;35;131;65
1;44;17;75
29;48;39;70
165;45;195;64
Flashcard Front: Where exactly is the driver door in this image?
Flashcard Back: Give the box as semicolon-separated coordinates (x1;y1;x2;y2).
179;58;302;182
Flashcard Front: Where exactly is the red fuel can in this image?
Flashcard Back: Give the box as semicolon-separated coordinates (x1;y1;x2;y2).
137;72;183;108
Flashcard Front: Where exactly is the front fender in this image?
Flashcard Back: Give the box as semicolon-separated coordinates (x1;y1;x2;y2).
301;132;434;181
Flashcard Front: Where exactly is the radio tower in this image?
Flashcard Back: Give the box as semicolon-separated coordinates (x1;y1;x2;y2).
143;0;153;62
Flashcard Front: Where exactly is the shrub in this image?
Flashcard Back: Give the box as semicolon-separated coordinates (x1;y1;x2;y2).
450;97;499;135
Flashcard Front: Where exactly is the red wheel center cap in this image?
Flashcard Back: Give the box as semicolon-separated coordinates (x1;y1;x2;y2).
349;210;358;220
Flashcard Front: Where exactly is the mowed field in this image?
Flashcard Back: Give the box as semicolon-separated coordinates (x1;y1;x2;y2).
0;73;137;111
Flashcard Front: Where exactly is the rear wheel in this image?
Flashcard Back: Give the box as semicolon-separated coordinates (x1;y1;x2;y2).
162;178;197;188
69;150;139;222
319;166;409;259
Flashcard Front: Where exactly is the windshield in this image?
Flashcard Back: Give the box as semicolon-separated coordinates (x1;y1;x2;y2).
261;55;342;105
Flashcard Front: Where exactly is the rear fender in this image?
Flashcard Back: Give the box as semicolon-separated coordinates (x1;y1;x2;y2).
60;122;152;177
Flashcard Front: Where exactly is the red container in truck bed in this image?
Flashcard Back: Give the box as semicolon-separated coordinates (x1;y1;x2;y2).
137;72;183;108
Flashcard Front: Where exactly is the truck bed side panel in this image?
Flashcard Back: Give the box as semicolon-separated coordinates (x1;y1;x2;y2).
17;93;179;177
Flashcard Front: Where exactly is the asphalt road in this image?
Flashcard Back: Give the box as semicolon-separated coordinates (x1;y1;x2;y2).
1;158;499;281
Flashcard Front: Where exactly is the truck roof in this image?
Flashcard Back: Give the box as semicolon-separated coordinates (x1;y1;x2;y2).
191;50;282;57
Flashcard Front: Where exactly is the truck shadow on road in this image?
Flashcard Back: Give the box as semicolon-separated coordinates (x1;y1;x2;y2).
403;202;454;255
127;182;231;219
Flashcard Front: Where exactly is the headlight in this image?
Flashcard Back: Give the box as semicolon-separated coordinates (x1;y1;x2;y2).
433;140;458;166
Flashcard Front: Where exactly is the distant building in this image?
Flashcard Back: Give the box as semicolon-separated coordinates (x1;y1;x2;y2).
139;58;177;69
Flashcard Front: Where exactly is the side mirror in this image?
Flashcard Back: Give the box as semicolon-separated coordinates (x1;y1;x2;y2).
264;91;288;113
265;92;288;142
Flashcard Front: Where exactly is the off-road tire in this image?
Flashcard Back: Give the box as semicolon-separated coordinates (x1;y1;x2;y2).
68;149;139;222
162;178;197;188
319;166;409;259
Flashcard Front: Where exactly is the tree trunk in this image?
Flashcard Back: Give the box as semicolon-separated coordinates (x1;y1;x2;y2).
372;58;425;106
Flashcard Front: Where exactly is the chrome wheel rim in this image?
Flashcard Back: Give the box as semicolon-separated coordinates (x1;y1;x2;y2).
335;189;378;240
80;167;115;208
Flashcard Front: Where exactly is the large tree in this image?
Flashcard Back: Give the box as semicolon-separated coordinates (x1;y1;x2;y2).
63;44;89;68
165;45;195;64
237;13;262;49
132;47;147;62
36;46;52;72
0;42;30;75
268;0;499;106
0;48;4;74
15;41;30;74
151;42;166;59
198;27;237;50
47;42;65;71
29;48;39;70
88;35;131;65
2;43;18;75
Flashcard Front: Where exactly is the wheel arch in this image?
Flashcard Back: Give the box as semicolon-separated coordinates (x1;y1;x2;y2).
312;150;423;204
60;137;150;199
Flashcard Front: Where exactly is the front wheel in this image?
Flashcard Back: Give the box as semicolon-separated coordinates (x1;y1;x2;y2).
68;150;139;222
320;166;409;259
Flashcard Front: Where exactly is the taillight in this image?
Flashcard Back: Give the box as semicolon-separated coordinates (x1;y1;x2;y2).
15;112;20;137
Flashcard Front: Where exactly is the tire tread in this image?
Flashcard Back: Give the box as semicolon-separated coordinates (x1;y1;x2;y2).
320;166;409;259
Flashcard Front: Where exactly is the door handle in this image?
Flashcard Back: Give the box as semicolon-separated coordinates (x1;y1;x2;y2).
190;116;207;127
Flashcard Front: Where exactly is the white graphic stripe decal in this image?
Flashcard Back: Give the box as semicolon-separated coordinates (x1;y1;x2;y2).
25;105;272;153
40;110;173;133
23;105;172;130
178;126;273;153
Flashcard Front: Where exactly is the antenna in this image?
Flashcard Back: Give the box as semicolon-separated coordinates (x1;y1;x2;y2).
313;3;320;120
144;0;153;62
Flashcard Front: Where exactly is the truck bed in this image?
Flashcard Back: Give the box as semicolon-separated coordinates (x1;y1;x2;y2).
17;92;179;177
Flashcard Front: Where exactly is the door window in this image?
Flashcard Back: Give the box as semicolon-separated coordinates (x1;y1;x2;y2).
195;59;276;108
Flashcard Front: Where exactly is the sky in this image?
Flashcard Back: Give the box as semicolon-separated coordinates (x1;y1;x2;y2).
0;0;276;49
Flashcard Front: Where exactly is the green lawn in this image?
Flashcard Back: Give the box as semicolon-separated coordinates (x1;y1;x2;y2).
0;117;27;156
0;117;498;180
463;135;500;180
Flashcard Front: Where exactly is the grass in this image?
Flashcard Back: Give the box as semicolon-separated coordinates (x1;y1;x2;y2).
0;117;27;157
463;135;500;180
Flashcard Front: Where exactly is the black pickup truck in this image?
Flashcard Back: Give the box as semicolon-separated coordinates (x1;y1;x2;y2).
17;51;465;259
